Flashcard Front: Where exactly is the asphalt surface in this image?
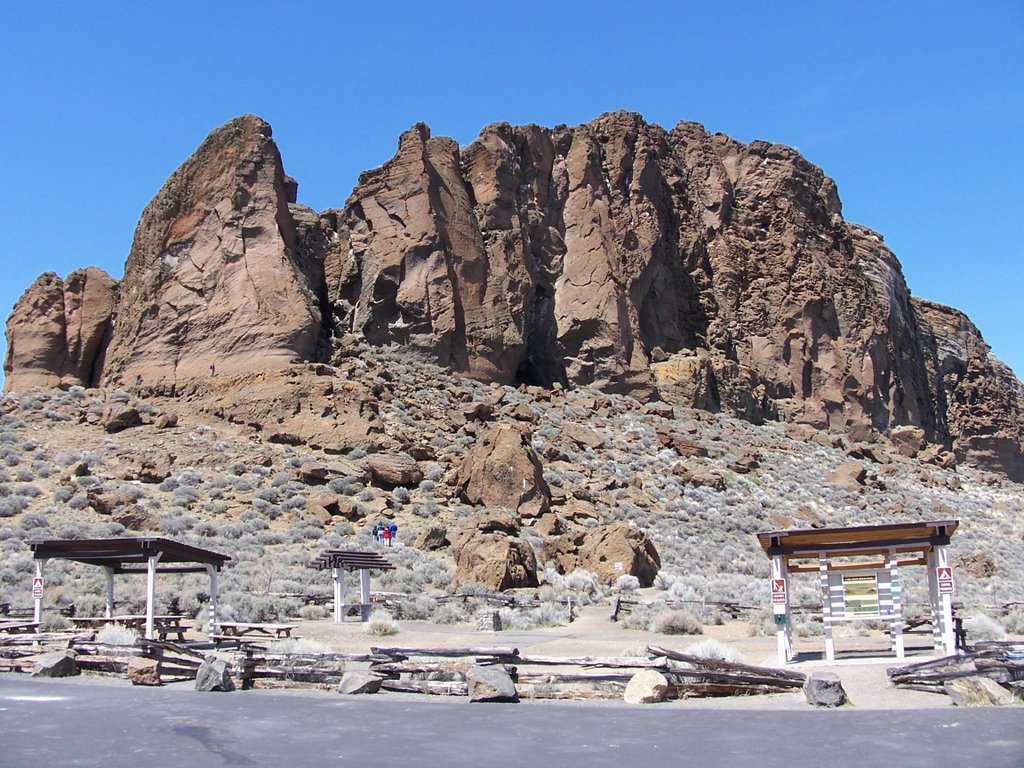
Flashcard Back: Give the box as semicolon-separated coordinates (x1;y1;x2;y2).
1;677;1022;768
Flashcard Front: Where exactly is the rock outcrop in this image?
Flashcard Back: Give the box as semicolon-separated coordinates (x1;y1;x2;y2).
3;268;116;390
451;514;539;590
542;522;661;586
4;111;1022;479
456;424;550;516
101;115;322;386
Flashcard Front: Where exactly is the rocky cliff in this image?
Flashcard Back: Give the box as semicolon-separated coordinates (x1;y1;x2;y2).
4;112;1022;479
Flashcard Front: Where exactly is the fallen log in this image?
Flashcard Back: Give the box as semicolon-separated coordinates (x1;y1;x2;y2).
510;655;668;669
647;645;805;687
670;682;795;697
517;688;623;701
514;671;637;684
369;661;473;676
370;646;519;659
379;679;468;696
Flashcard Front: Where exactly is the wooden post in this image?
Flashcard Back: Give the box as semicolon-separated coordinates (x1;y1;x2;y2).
145;552;162;640
332;567;344;624
104;566;115;618
359;568;372;622
818;552;834;661
926;549;942;653
771;555;791;664
888;547;904;659
205;564;219;640
33;559;46;625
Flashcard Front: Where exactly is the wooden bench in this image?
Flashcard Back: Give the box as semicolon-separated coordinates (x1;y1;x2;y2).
0;620;40;634
217;622;298;639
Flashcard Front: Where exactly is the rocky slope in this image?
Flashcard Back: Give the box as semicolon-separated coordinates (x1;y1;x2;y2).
4;112;1022;479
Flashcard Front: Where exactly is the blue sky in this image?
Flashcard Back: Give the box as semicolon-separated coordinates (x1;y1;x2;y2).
1;2;1021;383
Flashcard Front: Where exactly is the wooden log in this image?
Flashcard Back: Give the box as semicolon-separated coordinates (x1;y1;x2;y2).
379;679;468;696
647;645;805;685
369;661;473;675
510;655;668;669
241;667;344;683
76;655;129;673
667;668;807;689
514;671;638;684
670;682;794;697
516;688;623;701
370;646;519;659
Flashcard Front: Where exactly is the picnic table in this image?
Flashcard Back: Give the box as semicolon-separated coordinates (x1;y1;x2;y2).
0;620;40;634
216;622;298;640
69;615;190;641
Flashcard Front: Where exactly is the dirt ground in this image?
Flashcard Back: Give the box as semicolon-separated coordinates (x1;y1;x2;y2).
280;601;965;710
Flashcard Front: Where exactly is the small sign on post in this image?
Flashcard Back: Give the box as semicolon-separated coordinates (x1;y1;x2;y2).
937;566;955;595
771;578;787;604
31;576;43;600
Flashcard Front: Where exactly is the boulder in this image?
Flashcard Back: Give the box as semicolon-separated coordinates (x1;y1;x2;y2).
457;425;550;517
452;515;538;591
889;425;926;457
365;452;423;487
672;460;725;490
943;676;1013;706
101;404;142;433
561;423;606;449
466;666;518;703
623;670;669;704
195;657;235;692
128;656;162;686
803;671;848;707
338;671;382;695
830;462;867;488
542;522;660;587
414;525;450;551
31;650;80;678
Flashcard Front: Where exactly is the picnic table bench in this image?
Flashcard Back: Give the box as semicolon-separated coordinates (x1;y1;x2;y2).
69;615;190;641
0;620;40;634
216;622;298;640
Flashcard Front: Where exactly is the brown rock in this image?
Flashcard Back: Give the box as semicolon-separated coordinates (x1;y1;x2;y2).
830;462;867;488
954;551;997;578
561;423;606;449
457;425;550;517
101;115;321;387
889;425;926;457
543;522;660;587
101;404;142;433
623;670;669;704
451;514;538;591
365;452;423;487
414;526;450;551
128;656;162;686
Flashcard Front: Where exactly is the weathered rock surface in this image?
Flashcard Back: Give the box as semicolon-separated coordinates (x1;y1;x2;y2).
195;656;235;692
803;671;848;707
624;669;669;704
943;676;1013;706
338;670;382;695
365;452;423;487
542;522;660;586
128;656;162;686
5;111;1022;479
451;514;538;590
31;649;80;678
466;665;518;702
457;425;550;516
3;268;116;390
102;115;322;386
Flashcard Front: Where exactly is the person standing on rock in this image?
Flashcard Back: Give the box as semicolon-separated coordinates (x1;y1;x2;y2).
388;522;397;547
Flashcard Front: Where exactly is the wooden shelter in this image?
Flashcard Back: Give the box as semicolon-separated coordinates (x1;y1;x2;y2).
313;549;394;623
28;537;230;640
755;520;959;664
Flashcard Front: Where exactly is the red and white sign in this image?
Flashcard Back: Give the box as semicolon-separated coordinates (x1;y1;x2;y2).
937;566;955;595
771;578;787;604
31;577;43;600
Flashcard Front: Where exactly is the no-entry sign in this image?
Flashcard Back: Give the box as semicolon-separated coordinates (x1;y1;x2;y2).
31;576;43;600
771;578;787;604
937;566;955;595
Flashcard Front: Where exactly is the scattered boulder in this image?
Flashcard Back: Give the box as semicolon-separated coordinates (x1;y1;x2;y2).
154;412;178;429
414;525;450;551
672;460;725;490
943;676;1013;706
542;522;660;587
830;462;867;488
101;404;142;433
338;671;382;695
889;425;926;457
86;487;139;516
803;671;848;707
656;429;709;459
31;649;79;678
451;514;538;591
561;423;606;449
955;551;997;579
128;656;162;686
624;670;669;704
457;424;550;517
195;656;235;692
466;666;518;702
365;452;423;487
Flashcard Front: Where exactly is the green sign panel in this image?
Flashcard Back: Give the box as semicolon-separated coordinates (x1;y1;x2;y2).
774;613;788;626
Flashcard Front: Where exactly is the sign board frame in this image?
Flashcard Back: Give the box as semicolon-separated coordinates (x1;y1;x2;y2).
31;576;44;600
771;578;787;604
937;566;954;595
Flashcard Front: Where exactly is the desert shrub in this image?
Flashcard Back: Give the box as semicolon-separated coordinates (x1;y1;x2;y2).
95;522;126;537
965;614;1007;641
433;602;470;625
621;602;658;631
685;638;744;663
499;602;568;630
39;614;71;632
615;575;640;593
0;496;29;517
393;595;437;620
68;493;89;510
193;522;218;538
96;623;139;645
328;477;357;495
297;604;326;620
655;608;703;636
269;637;329;654
56;523;89;539
364;611;398;636
281;495;305;510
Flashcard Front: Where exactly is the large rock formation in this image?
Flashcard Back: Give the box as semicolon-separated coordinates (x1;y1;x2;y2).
3;268;116;390
4;111;1022;479
101;114;322;385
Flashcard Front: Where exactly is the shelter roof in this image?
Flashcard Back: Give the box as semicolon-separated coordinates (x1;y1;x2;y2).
28;537;231;573
755;520;958;560
313;549;395;571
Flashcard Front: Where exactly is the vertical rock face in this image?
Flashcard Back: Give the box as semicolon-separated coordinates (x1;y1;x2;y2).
101;115;321;386
3;267;116;391
913;299;1024;481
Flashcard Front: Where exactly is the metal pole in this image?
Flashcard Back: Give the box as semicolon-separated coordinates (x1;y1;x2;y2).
359;569;372;622
33;559;46;625
145;553;162;640
771;555;791;664
889;547;904;659
332;567;343;624
935;545;956;655
819;552;835;662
